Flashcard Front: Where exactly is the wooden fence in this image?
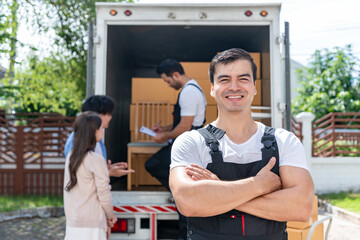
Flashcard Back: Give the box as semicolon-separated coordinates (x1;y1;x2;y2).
0;113;75;195
312;112;360;157
291;116;303;142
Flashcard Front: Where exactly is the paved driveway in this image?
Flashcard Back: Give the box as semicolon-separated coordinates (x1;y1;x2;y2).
0;216;65;240
0;212;359;240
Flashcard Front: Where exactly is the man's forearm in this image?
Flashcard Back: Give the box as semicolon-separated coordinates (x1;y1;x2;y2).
172;176;265;217
170;166;281;217
236;174;314;222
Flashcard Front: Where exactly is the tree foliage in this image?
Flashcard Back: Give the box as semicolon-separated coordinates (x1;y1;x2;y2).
1;0;131;115
1;54;82;116
292;45;360;119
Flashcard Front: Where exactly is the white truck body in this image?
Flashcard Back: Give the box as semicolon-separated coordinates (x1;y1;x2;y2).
94;3;287;239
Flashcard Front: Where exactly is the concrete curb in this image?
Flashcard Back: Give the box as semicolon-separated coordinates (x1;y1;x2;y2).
0;207;64;223
318;198;360;225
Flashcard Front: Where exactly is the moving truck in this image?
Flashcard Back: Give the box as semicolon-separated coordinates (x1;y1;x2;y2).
92;2;291;239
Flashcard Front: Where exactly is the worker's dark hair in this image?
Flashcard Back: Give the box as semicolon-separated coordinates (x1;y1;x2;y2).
81;95;115;115
65;111;102;191
209;48;257;84
156;59;185;77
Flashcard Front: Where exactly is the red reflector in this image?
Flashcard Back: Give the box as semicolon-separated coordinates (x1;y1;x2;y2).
124;9;132;16
245;10;252;17
112;219;127;233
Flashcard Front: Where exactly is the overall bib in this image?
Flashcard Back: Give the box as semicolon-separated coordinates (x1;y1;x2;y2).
186;125;287;240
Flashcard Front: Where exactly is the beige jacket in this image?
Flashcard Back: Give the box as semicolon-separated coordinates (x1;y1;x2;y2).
64;151;115;230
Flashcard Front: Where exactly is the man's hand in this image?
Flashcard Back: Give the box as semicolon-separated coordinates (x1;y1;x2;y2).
185;163;220;181
152;122;164;133
108;160;135;177
255;157;282;194
154;132;169;143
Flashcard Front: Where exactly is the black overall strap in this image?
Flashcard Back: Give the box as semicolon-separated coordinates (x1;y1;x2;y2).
261;126;280;173
197;124;226;164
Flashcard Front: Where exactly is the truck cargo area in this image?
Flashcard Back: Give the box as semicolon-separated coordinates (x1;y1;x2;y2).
105;25;272;171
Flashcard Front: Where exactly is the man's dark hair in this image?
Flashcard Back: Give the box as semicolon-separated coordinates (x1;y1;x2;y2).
209;48;257;84
156;59;185;77
81;95;115;115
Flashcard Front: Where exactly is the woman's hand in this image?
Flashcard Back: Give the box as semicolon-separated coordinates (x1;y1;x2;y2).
106;216;117;240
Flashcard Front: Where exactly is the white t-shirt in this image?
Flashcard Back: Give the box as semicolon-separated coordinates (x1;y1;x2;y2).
171;122;309;171
179;79;207;127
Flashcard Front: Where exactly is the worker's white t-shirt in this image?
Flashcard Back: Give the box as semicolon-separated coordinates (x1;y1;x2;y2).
170;122;309;171
179;79;207;127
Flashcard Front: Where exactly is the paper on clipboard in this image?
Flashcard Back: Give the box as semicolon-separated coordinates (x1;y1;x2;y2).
139;126;156;138
139;126;173;144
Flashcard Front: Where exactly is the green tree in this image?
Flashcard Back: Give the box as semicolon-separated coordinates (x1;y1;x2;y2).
36;0;133;95
1;54;82;116
292;45;360;119
1;0;132;115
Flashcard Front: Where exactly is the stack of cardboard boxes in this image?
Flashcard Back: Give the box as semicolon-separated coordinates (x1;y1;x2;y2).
129;53;262;188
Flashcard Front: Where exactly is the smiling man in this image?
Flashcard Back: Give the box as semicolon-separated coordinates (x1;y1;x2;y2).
169;48;314;240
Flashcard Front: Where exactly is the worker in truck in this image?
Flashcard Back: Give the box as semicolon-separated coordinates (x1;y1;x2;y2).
169;48;314;240
64;95;134;178
145;59;207;190
145;59;207;240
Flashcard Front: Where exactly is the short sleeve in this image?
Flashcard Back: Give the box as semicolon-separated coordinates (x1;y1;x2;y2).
179;85;204;116
276;129;309;171
170;131;204;170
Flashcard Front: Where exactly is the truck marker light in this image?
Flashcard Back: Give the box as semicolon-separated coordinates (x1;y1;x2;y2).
245;10;252;17
124;9;132;16
110;10;117;16
260;10;268;17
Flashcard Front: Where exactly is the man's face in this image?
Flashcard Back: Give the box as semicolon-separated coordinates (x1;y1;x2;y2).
210;59;257;113
99;113;112;129
160;73;182;90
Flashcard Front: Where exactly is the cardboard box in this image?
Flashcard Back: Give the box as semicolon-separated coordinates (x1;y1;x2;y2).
181;52;260;82
196;78;215;105
287;224;324;240
252;79;262;106
205;104;218;125
131;78;179;104
180;62;210;80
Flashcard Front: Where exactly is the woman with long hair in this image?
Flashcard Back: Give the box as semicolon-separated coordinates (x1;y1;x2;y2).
63;112;117;240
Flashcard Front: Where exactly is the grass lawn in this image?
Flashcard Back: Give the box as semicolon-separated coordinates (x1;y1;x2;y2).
0;195;63;212
319;191;360;214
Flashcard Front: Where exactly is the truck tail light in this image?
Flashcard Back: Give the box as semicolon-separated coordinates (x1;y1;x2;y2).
245;10;252;17
112;218;135;233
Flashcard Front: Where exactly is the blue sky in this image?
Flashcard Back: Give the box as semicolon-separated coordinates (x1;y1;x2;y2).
2;0;360;68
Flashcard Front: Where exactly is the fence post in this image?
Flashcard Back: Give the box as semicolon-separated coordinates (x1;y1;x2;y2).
296;112;315;173
15;125;24;195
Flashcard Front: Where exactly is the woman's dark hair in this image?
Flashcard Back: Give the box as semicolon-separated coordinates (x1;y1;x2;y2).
209;48;257;84
65;112;102;191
